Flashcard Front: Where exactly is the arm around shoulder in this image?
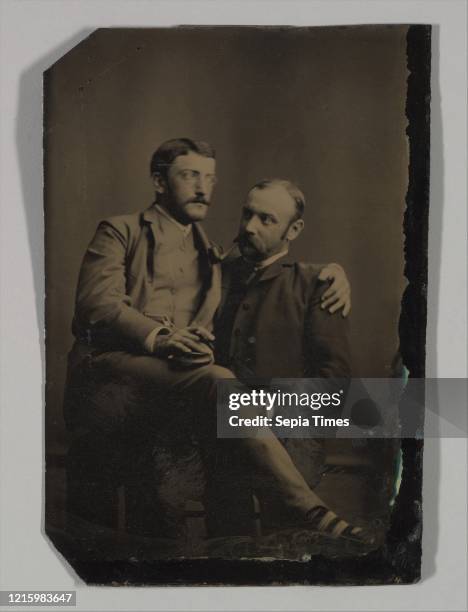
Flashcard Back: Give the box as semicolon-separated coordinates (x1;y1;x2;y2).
303;269;352;379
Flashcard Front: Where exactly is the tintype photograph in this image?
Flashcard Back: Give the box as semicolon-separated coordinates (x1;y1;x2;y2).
44;25;430;585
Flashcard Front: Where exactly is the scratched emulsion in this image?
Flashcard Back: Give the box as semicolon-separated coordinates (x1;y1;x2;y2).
383;24;431;584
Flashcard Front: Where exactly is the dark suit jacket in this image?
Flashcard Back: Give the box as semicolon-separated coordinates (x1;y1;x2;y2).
215;254;351;380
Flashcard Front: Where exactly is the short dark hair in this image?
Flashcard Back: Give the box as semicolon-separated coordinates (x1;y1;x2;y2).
150;138;216;180
249;178;306;221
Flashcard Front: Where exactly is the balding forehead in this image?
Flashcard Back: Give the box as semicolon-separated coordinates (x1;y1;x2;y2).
248;184;296;207
246;185;297;223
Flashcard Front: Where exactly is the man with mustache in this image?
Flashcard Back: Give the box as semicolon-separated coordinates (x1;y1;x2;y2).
215;178;356;537
65;138;367;546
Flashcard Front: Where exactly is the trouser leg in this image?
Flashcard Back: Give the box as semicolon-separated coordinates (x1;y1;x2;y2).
176;365;325;529
70;352;328;536
244;430;325;517
66;430;121;528
71;354;255;537
199;438;255;537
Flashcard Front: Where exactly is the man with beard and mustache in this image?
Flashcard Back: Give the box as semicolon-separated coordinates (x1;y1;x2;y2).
215;178;357;538
65;138;371;547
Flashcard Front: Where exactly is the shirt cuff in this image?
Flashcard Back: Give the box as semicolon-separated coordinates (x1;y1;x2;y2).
144;326;171;353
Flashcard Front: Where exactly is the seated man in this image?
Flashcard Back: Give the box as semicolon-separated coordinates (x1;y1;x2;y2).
64;138;369;545
215;178;353;534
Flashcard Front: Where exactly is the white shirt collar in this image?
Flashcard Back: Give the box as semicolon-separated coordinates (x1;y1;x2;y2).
155;204;192;237
254;248;289;270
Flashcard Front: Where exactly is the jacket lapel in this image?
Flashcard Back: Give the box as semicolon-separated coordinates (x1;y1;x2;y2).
219;256;244;314
218;254;293;320
256;253;294;282
142;205;164;254
191;222;222;329
142;204;162;228
142;205;222;329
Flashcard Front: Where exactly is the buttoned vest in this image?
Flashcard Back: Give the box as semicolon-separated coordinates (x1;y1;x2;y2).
144;213;203;329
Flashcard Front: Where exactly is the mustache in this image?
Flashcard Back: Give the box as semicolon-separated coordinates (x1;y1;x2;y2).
237;233;260;249
188;196;209;205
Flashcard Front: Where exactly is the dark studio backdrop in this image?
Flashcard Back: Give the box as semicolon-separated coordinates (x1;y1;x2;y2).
45;25;408;452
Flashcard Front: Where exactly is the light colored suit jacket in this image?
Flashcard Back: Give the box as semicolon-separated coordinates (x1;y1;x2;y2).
72;205;222;353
